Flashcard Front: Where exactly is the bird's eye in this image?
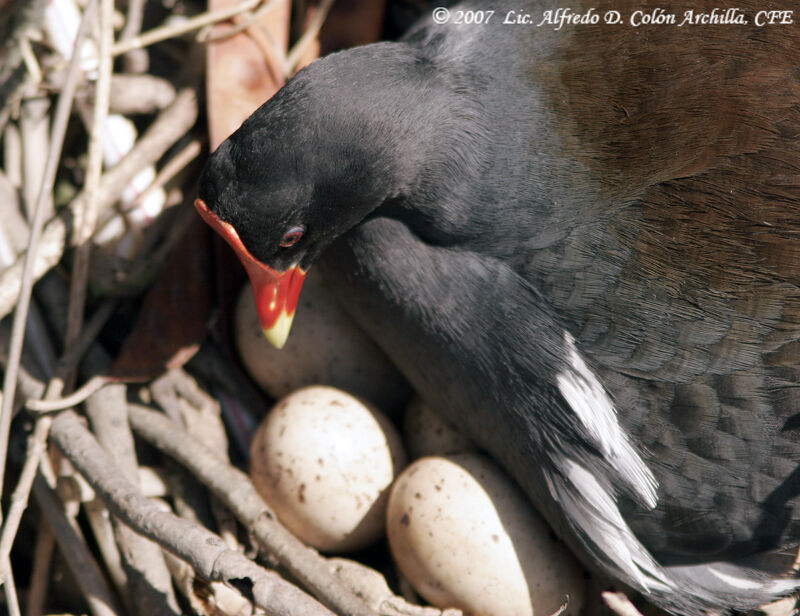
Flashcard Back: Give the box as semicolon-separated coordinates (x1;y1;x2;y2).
280;226;304;248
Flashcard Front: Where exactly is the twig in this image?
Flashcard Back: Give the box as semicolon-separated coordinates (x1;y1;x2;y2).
127;404;379;616
285;0;335;74
126;139;202;212
602;592;646;616
3;555;21;616
0;300;111;582
0;220;65;320
50;410;336;616
104;73;176;114
0;0;48;135
25;375;109;412
0;86;199;321
95;202;195;297
117;0;148;72
188;342;267;458
33;474;121;616
2;123;23;188
84;369;179;615
18;38;42;86
119;0;145;41
111;0;263;56
0;417;53;579
51;301;116;384
23;521;53;616
82;497;126;596
20;97;51;221
0;0;98;518
65;0;113;374
72;0;113;249
197;0;282;44
328;558;462;616
118;0;144;47
150;369;239;550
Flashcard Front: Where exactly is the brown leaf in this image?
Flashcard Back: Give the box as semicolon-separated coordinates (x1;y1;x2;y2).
111;218;212;380
205;0;291;149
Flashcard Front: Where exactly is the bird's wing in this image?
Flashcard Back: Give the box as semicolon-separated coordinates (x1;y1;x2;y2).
517;0;800;563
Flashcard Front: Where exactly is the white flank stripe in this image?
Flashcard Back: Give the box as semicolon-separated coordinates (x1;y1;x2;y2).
558;460;673;592
556;332;658;508
708;567;767;591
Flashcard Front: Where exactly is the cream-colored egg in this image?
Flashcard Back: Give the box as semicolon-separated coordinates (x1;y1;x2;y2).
235;270;411;411
250;386;407;552
403;396;475;459
387;454;585;616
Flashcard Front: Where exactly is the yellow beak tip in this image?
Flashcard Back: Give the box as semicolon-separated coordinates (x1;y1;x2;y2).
263;311;295;350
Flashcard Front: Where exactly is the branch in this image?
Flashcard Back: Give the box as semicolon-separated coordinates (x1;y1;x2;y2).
0;86;199;321
127;403;379;616
33;474;121;616
50;410;335;616
602;592;645;616
85;381;180;615
111;0;265;56
0;0;98;516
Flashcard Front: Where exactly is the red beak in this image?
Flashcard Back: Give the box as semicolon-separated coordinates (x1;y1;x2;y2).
194;198;306;348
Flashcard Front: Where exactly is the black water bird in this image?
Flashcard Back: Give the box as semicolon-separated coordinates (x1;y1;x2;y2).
196;1;800;613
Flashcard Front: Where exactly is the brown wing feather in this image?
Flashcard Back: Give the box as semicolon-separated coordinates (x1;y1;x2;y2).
527;0;800;560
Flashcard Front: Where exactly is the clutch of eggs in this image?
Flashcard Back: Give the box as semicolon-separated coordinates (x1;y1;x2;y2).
239;285;584;613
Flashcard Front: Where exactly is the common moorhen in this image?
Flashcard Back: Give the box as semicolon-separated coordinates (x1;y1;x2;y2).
196;1;800;613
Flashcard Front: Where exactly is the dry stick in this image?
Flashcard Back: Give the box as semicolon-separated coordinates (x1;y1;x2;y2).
82;496;126;588
12;288;175;614
0;301;114;608
0;0;48;135
0;86;199;321
111;0;263;56
127;404;379;616
602;592;646;616
0;220;65;320
126;138;202;212
197;0;282;44
285;0;335;74
119;0;146;43
25;375;109;412
20;97;51;221
0;0;98;546
117;0;148;72
23;522;52;616
3;558;22;616
105;74;176;115
2;555;21;616
0;300;115;579
50;410;335;616
65;0;114;355
2;124;23;188
0;418;52;584
151;370;240;553
83;354;179;614
33;474;121;616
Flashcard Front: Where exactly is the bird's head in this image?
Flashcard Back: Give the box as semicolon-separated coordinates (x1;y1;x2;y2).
196;44;424;348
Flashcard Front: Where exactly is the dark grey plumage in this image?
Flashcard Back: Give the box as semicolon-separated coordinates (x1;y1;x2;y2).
198;1;800;613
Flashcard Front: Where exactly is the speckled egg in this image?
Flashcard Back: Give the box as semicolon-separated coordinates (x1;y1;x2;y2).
387;453;585;616
250;386;407;552
235;270;411;411
403;396;475;459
